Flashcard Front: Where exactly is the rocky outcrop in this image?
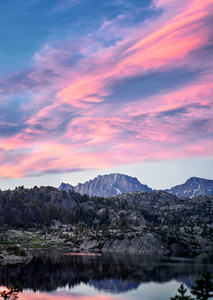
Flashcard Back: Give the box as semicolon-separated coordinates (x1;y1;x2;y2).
69;227;213;256
0;247;33;265
76;233;168;255
166;177;213;198
58;173;152;197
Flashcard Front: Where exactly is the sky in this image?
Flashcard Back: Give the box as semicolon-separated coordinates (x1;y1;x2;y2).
0;0;213;190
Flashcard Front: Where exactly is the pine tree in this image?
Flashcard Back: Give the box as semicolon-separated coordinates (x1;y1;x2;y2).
171;284;193;300
0;281;21;299
191;271;213;300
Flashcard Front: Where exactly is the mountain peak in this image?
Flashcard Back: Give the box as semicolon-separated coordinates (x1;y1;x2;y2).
166;177;213;198
187;177;204;181
58;175;213;198
59;173;152;197
58;182;74;193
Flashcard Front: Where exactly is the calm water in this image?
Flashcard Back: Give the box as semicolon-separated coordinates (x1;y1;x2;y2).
0;252;213;300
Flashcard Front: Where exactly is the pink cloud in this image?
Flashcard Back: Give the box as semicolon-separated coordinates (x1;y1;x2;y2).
1;0;213;180
58;0;212;108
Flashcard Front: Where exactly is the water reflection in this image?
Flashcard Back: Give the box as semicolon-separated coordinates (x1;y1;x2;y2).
0;253;213;300
0;281;21;300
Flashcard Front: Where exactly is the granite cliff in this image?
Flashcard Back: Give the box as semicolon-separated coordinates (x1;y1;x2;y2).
59;173;152;197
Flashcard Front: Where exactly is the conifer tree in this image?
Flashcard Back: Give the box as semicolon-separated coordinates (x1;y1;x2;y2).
191;271;213;300
0;281;21;299
171;284;192;300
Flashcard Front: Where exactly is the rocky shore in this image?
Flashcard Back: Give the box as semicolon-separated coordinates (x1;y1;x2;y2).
0;245;33;266
70;228;213;256
72;233;168;255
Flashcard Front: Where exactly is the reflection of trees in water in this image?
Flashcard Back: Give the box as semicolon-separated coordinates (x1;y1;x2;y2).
0;253;213;294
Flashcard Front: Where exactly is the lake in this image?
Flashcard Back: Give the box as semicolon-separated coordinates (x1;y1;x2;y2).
0;252;213;300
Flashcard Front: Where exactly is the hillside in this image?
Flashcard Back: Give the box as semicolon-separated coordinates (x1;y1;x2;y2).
0;186;213;256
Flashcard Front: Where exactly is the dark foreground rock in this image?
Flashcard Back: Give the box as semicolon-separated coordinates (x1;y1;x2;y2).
0;246;33;266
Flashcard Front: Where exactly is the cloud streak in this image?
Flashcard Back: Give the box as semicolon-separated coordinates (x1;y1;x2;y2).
0;0;213;180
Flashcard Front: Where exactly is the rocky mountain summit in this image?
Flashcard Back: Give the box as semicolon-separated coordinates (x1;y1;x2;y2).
59;174;213;198
166;177;213;198
59;173;152;197
58;182;74;193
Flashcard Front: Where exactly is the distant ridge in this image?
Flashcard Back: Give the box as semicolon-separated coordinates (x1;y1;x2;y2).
165;177;213;198
58;173;152;198
58;174;213;198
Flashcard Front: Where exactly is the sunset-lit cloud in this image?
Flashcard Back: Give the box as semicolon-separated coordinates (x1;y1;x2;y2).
0;0;213;186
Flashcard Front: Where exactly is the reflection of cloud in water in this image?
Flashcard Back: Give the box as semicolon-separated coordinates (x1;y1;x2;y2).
18;281;190;300
63;253;102;256
0;286;8;292
134;281;191;300
19;289;118;300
